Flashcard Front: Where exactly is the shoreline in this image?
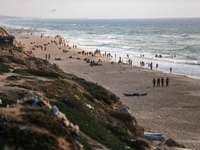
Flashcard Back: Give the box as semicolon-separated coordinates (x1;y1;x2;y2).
2;23;199;80
12;30;200;150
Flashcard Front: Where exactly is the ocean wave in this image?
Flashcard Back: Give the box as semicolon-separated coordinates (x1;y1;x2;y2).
181;34;188;37
161;35;172;38
101;35;117;39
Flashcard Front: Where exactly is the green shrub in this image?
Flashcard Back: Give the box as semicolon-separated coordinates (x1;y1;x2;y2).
73;77;111;105
110;111;133;123
23;108;67;137
105;124;148;150
64;98;92;117
0;62;13;73
50;101;130;150
7;56;25;65
0;57;4;62
79;137;94;150
109;93;119;103
4;125;59;150
6;75;23;80
54;79;71;88
0;97;15;108
82;93;95;103
13;69;60;78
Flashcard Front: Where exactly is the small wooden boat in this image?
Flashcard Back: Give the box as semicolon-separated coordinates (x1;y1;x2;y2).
144;131;162;136
123;93;147;96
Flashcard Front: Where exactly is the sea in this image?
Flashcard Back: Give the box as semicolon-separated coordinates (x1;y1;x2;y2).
1;18;200;79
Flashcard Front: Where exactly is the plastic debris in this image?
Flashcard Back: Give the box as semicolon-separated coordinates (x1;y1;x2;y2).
51;105;59;116
19;126;26;130
86;104;94;109
31;97;38;105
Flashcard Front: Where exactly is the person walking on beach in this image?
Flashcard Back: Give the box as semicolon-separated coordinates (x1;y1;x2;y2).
161;77;164;87
166;77;169;87
153;78;156;87
48;54;50;60
170;67;172;74
150;62;153;70
157;78;160;86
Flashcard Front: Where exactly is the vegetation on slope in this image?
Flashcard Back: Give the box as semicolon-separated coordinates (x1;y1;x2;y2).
0;27;149;150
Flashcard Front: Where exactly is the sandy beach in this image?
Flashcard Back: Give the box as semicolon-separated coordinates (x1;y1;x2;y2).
15;32;200;150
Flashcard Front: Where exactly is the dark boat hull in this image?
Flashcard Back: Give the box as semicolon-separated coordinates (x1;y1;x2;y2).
123;93;147;96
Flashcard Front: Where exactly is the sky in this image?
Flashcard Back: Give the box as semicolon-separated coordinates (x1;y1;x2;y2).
0;0;200;19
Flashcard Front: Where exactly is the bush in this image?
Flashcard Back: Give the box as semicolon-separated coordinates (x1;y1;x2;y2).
0;97;15;108
6;75;23;80
79;137;94;150
50;101;130;150
109;93;119;103
0;62;13;73
73;77;112;105
110;111;133;123
23;108;67;137
105;124;148;150
0;57;4;62
7;56;25;65
13;69;60;78
4;125;59;150
82;93;95;103
64;98;92;117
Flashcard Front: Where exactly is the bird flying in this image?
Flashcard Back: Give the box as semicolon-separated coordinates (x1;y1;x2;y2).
49;9;56;12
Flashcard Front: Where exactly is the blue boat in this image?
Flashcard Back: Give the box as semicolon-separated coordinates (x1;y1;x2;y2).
144;134;166;140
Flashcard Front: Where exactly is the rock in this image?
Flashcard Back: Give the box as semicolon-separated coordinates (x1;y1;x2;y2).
165;138;185;148
121;107;130;114
63;120;70;127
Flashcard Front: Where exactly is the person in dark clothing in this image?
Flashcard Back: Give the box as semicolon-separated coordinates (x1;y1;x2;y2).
157;78;160;86
166;77;169;87
170;67;172;73
161;77;164;87
153;78;156;87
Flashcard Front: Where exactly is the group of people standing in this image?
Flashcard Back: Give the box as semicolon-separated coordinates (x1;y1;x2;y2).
153;77;169;87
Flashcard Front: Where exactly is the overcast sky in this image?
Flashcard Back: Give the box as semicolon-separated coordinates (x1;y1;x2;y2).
0;0;200;19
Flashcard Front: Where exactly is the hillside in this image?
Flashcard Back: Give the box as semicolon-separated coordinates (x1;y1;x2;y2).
0;27;186;150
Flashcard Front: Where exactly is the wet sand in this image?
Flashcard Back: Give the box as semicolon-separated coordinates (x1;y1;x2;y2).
15;33;200;150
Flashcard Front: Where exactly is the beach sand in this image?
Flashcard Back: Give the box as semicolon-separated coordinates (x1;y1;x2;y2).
15;33;200;150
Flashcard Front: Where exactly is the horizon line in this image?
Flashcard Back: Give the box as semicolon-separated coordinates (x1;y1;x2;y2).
1;15;200;20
